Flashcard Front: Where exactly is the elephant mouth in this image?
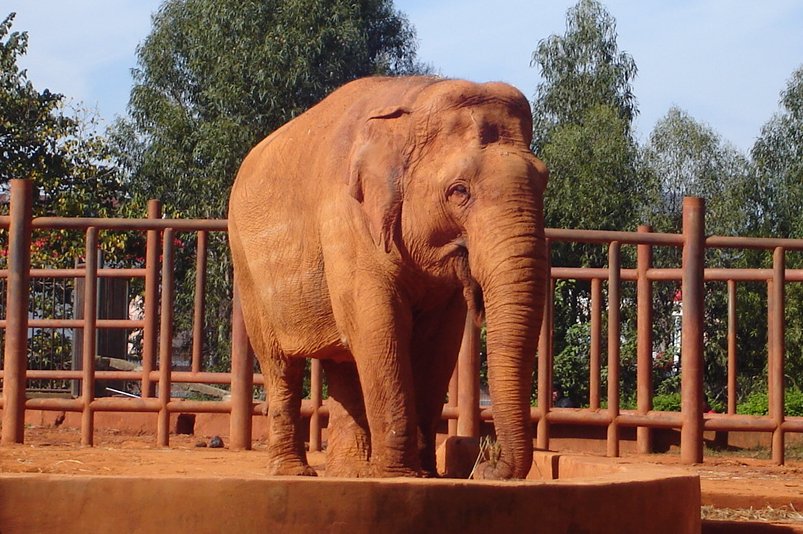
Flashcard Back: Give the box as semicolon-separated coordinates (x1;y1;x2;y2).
442;236;469;264
450;236;484;321
448;235;468;256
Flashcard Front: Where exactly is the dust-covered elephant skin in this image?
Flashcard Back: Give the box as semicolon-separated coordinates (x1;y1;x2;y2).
228;76;548;479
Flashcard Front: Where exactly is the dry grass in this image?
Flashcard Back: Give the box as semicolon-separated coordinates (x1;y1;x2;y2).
702;504;803;523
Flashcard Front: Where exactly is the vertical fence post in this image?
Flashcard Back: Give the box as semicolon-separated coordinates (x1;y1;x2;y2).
142;200;162;398
457;314;480;438
636;225;654;454
157;228;175;447
589;277;602;410
308;358;323;452
447;366;458;437
536;241;552;450
230;283;254;450
768;278;774;411
607;241;621;458
191;230;208;374
770;247;785;465
1;179;32;445
727;280;737;416
81;228;98;446
681;197;705;464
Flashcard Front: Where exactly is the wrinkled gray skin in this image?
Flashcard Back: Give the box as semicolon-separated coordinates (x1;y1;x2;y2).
228;76;548;479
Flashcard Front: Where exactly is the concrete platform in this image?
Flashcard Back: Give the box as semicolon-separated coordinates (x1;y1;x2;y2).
0;448;700;534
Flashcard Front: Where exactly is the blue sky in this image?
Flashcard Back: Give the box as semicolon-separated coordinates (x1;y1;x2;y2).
5;1;803;153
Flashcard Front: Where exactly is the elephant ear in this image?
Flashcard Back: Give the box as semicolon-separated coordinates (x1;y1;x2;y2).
348;106;413;253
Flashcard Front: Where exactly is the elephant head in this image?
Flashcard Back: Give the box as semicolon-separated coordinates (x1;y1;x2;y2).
348;79;549;479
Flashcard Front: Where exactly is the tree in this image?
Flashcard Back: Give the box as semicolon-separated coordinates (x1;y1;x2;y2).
751;65;803;239
115;0;427;370
641;107;755;406
530;0;644;259
642;107;751;237
1;12;126;264
539;103;644;241
1;12;130;390
751;65;803;393
528;1;646;405
530;0;637;154
117;0;424;219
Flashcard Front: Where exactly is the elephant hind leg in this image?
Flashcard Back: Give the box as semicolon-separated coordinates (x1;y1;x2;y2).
264;355;317;476
321;360;371;477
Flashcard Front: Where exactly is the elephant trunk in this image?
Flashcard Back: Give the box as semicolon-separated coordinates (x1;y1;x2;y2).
469;216;546;479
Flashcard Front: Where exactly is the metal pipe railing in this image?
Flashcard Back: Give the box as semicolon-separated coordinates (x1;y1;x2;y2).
1;178;802;467
680;197;705;464
0;179;32;444
606;241;622;458
636;225;654;454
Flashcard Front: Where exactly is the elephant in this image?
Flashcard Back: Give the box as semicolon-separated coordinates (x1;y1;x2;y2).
228;76;548;479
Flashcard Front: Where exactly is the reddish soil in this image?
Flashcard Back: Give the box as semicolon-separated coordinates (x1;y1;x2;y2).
2;425;802;528
0;426;328;479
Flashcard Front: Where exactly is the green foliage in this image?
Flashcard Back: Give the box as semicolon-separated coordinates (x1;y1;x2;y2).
789;389;803;417
530;0;637;154
117;0;424;219
532;0;644;256
640;107;755;406
641;107;752;237
652;392;681;412
0;12;128;266
737;391;769;416
540;103;645;265
749;66;803;389
529;1;644;407
552;322;590;405
737;389;803;417
750;66;803;239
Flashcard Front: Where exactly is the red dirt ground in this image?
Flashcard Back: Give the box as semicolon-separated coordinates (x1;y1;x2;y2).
2;425;802;530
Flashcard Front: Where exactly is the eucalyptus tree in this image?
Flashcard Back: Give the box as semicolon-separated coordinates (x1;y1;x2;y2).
642;106;750;237
528;0;644;405
530;0;638;154
751;66;803;239
530;0;644;258
642;107;755;405
751;66;803;393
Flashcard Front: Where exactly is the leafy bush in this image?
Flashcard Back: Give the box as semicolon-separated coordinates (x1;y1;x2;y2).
652;392;681;412
552;322;592;406
737;389;803;416
787;389;803;416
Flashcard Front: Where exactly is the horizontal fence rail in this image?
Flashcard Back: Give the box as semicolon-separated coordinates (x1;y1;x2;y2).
0;179;801;465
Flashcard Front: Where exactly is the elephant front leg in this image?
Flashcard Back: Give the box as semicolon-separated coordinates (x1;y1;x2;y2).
264;356;317;476
348;305;422;477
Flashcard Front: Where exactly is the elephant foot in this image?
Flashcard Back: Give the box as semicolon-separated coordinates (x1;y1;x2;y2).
266;459;318;477
325;461;371;478
369;464;428;478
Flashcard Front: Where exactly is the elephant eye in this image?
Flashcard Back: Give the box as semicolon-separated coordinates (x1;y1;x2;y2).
447;183;470;205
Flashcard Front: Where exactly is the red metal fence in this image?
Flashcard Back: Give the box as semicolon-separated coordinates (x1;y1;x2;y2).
1;179;802;465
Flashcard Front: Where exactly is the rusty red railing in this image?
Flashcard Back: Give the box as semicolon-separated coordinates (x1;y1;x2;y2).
0;179;802;465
